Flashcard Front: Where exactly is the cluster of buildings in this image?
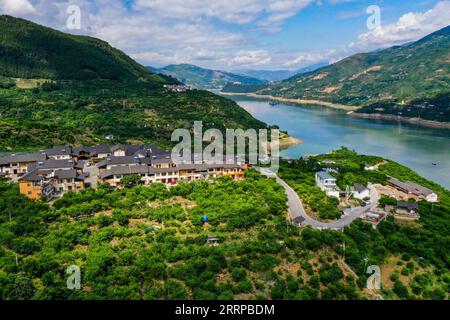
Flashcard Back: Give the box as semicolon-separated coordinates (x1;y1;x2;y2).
388;178;438;202
0;144;245;200
314;170;437;224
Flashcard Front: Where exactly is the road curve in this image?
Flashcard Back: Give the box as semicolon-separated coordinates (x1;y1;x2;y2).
258;168;378;230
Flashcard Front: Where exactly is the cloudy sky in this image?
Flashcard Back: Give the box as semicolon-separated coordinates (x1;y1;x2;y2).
1;0;449;71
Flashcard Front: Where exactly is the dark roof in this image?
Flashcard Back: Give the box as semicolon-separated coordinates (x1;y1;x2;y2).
0;152;46;165
91;144;111;154
19;170;45;182
397;202;419;211
405;181;434;196
96;156;140;168
42;146;72;156
72;146;92;155
146;144;169;155
389;178;435;197
354;183;368;193
78;172;90;180
36;159;74;170
316;171;335;180
53;169;78;180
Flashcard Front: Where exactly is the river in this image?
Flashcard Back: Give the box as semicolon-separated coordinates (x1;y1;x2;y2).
228;95;450;189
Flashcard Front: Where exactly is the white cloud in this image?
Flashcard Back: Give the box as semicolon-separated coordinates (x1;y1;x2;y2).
351;1;450;50
0;0;35;15
224;50;273;68
1;0;448;71
284;49;337;67
135;0;316;30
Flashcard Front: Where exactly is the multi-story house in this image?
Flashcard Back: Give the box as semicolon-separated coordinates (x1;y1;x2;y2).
42;146;72;160
0;152;47;181
1;143;247;200
315;171;340;198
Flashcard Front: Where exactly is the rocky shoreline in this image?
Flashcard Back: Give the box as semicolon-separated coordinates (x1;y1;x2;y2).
348;112;450;130
266;135;303;152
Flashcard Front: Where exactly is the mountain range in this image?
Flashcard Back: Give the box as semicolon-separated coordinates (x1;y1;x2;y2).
148;64;265;90
223;26;450;123
148;62;330;89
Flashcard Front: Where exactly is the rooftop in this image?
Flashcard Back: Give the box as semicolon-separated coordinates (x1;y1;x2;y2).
316;171;336;180
0;152;46;165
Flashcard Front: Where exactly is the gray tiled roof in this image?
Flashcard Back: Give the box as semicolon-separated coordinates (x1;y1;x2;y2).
42;146;72;156
36;159;75;170
19;170;45;182
53;169;78;180
316;171;335;180
97;156;140;168
0;152;47;165
354;183;368;193
397;202;419;211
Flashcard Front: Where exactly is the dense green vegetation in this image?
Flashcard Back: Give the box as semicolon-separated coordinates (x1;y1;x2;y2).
278;148;449;299
0;172;365;300
0;80;265;151
0;150;449;300
0;15;163;82
223;26;450;122
150;64;265;90
0;16;266;152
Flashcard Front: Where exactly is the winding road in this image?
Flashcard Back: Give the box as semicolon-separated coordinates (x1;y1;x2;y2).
258;168;380;230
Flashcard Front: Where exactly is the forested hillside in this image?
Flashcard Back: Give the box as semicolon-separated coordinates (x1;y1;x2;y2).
0;15;163;82
0;16;266;151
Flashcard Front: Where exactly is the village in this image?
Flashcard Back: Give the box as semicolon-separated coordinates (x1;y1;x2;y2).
0;144;245;201
0;144;440;231
314;162;439;227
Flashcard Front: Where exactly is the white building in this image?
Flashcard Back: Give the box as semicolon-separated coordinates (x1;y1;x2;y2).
315;171;340;198
352;183;370;200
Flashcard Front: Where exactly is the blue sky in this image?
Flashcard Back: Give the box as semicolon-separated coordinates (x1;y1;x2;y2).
1;0;449;70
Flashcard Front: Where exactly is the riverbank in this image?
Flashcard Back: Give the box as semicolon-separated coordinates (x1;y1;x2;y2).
221;92;358;111
269;135;303;151
348;112;450;130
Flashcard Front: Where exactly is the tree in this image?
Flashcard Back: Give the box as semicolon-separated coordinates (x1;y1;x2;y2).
120;175;142;188
393;280;409;299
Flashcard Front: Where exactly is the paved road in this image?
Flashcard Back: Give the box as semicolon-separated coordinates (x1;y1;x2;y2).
259;168;379;230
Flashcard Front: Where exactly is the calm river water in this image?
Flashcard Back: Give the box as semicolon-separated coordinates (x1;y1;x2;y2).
229;96;450;189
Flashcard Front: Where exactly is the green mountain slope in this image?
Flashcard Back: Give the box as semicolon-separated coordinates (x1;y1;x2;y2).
235;62;329;82
0;15;164;82
224;26;450;122
151;64;265;89
0;16;266;151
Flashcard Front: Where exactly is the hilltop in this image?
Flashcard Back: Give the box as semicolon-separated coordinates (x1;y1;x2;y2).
0;15;165;82
223;26;450;123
